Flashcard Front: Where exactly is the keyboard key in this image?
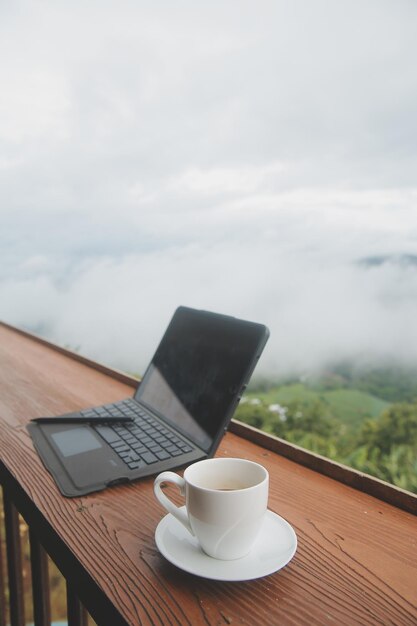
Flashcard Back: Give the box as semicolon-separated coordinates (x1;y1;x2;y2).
141;451;158;464
95;426;122;444
119;432;135;441
95;408;109;416
130;427;144;436
156;450;171;461
111;443;130;453
131;442;147;453
127;461;141;469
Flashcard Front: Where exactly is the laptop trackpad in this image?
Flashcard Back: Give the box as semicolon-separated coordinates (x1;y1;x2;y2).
43;425;128;489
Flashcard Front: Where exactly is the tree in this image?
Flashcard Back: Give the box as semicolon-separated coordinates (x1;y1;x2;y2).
349;402;417;492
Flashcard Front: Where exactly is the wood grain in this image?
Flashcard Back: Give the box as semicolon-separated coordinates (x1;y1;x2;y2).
0;322;416;625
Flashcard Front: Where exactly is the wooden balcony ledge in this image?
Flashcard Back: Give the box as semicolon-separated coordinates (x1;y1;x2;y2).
0;321;416;626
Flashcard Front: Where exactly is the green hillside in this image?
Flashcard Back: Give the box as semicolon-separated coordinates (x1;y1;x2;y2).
243;383;390;431
325;389;389;427
236;366;417;494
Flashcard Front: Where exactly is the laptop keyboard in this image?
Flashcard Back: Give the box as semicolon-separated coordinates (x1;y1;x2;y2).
80;399;194;469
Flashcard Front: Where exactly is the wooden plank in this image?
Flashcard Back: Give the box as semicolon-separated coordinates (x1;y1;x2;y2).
0;323;136;426
0;321;139;389
0;321;416;625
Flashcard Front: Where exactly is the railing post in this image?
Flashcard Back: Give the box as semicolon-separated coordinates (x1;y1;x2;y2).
29;528;51;626
3;491;25;626
67;581;88;626
0;488;6;626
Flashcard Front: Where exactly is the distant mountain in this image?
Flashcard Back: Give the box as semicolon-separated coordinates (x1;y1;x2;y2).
251;360;417;403
357;253;417;268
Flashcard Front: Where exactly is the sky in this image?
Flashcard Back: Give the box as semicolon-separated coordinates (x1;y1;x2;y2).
1;0;417;378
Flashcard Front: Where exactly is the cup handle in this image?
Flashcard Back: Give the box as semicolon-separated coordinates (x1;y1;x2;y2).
154;471;194;535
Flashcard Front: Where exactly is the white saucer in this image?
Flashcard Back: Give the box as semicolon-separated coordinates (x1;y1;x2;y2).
155;508;297;581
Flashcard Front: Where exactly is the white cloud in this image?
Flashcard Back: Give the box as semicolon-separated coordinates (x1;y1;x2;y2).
1;1;417;378
0;68;70;143
2;230;417;378
172;163;287;195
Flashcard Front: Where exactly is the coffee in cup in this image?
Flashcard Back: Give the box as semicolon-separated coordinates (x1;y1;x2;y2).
154;457;269;560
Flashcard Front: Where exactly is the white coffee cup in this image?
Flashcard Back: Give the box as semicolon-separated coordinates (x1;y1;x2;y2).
154;457;269;560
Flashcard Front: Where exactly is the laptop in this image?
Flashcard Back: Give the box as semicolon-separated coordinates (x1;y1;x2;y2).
28;306;269;497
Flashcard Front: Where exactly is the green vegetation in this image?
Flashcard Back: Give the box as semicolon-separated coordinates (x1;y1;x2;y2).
244;383;389;430
236;363;417;493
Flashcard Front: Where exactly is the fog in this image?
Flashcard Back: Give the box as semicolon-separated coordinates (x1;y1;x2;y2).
1;1;417;379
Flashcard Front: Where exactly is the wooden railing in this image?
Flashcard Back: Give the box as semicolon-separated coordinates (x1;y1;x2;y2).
1;321;416;626
0;482;96;626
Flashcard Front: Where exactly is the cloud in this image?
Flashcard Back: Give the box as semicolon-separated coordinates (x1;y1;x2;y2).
1;1;417;379
2;194;417;378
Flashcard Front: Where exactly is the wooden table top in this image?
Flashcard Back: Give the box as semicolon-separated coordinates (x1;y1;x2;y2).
0;322;416;626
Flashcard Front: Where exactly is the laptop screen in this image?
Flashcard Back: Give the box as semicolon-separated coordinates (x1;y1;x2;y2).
134;306;268;452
